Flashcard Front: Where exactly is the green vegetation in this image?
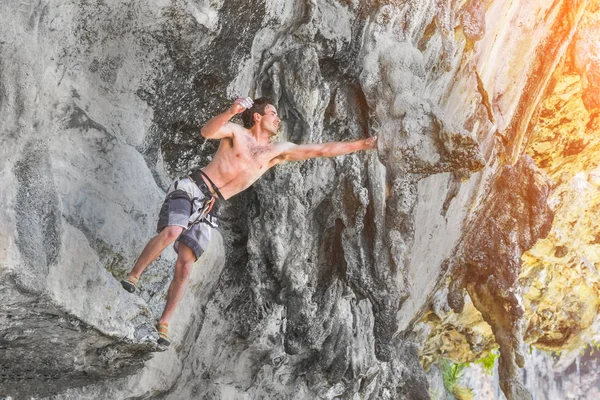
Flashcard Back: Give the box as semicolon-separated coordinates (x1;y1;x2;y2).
440;359;474;400
439;350;499;399
474;349;499;375
441;359;463;389
429;388;442;400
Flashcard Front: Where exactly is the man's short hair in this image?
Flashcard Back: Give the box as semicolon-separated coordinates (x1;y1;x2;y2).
241;97;276;128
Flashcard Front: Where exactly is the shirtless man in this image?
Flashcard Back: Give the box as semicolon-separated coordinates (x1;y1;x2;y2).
121;97;377;346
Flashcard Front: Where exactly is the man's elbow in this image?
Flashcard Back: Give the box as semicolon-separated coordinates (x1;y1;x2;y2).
201;127;220;139
309;148;328;158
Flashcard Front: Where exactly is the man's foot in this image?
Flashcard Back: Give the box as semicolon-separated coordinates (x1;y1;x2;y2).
120;275;139;293
157;323;171;347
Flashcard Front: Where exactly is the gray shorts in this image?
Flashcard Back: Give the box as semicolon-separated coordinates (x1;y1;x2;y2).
157;177;219;260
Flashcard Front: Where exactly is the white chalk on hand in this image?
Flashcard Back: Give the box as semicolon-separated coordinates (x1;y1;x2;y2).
236;96;253;109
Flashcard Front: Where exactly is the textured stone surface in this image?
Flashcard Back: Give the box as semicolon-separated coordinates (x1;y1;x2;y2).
522;72;600;354
419;2;600;399
447;156;554;400
457;347;600;400
0;0;596;399
520;2;600;355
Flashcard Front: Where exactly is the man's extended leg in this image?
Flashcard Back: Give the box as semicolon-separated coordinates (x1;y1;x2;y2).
129;226;185;278
156;242;196;345
121;226;184;293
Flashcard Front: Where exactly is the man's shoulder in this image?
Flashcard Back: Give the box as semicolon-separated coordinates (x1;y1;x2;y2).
271;141;296;151
225;122;250;136
269;142;298;161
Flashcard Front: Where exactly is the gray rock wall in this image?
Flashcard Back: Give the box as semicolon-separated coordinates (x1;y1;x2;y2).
0;0;586;399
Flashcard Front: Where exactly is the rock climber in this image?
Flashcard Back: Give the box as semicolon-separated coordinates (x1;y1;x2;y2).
121;96;378;346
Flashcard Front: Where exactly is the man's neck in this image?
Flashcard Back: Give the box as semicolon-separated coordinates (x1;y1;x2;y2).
249;126;272;146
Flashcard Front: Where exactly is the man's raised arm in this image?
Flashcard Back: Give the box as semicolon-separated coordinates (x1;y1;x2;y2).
200;97;253;139
276;137;377;162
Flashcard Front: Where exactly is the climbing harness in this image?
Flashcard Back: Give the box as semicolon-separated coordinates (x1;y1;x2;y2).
187;195;218;228
185;172;221;229
190;169;225;201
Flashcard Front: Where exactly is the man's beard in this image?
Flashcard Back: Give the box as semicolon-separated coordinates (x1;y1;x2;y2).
267;125;280;140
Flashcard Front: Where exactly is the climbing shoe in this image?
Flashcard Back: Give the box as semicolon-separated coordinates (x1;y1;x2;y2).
120;275;139;293
157;323;171;347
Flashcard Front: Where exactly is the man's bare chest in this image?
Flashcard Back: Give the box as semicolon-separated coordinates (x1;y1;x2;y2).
237;135;275;162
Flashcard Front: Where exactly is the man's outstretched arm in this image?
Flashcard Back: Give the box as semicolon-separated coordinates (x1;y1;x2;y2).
277;137;377;162
200;97;253;139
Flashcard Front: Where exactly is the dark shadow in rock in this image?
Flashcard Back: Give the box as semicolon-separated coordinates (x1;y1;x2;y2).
0;279;154;399
13;139;61;292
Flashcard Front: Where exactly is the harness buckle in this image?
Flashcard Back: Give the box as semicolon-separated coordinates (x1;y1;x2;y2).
187;196;218;228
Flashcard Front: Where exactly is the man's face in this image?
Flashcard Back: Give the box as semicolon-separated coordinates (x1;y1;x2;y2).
259;104;280;137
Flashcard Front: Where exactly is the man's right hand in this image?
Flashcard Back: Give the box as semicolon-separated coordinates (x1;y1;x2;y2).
230;97;253;114
364;136;378;149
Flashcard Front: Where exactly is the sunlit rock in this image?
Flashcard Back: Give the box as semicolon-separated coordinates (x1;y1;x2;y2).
522;65;600;354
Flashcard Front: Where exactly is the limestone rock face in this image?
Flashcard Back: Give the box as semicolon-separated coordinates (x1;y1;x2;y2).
464;347;600;400
419;1;600;399
451;156;553;400
520;3;600;358
0;0;595;399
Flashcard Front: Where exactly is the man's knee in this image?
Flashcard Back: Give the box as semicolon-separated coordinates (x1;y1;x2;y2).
174;260;194;281
159;226;184;243
174;244;196;279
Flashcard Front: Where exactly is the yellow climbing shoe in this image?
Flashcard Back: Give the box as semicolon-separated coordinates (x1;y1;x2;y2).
120;275;139;293
157;323;171;347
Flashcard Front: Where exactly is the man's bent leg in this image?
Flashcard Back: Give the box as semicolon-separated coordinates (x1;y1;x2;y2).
157;242;196;327
128;226;185;279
